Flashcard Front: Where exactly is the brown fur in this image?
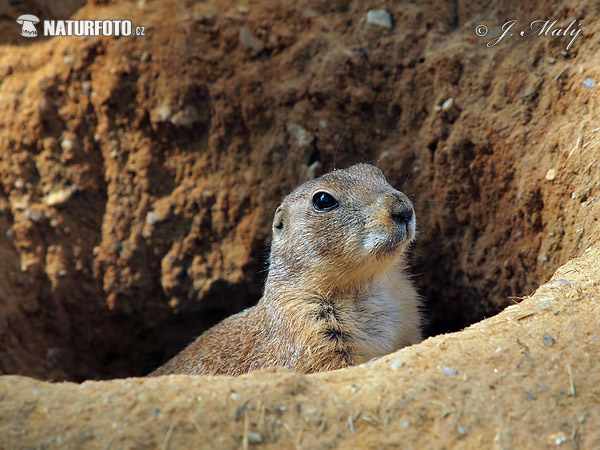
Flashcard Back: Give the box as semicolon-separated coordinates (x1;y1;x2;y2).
150;164;422;376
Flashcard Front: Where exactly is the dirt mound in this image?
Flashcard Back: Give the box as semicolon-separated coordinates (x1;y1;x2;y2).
0;0;599;446
1;246;598;448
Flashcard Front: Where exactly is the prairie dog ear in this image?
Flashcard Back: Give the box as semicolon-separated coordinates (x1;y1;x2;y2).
272;205;287;234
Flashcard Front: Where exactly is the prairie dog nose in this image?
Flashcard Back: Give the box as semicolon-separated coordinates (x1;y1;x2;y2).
391;203;413;224
389;193;414;225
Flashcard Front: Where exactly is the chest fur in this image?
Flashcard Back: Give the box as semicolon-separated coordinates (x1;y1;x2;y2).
301;265;421;366
351;268;421;360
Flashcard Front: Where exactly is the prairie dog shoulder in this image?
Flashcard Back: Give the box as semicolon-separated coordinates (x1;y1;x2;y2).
151;163;421;376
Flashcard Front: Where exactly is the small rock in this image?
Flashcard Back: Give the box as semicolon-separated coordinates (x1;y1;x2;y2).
81;82;92;96
390;359;404;370
24;209;42;222
547;57;555;64
545;168;556;181
441;366;457;376
549;432;567;446
247;432;262;444
43;186;76;207
442;98;454;110
171;105;202;128
146;212;159;225
542;335;554;346
525;392;536;400
366;10;392;29
458;425;467;435
286;123;311;148
60;138;78;152
400;419;409;427
239;27;264;52
538;298;554;311
153;104;173;122
583;77;596;89
151;408;160;416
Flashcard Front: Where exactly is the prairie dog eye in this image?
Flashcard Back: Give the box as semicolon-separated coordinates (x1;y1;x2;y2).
312;192;339;211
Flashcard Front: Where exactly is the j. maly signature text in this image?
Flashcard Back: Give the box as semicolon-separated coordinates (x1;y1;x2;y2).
487;19;582;50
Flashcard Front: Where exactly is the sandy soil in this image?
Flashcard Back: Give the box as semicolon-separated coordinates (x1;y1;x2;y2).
1;246;598;448
0;0;599;447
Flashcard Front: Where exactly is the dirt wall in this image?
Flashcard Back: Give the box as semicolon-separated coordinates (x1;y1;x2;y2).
0;2;599;442
1;0;597;381
1;0;599;448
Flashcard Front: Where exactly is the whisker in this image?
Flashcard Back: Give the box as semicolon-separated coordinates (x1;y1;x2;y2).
384;270;404;294
401;173;411;191
333;127;349;170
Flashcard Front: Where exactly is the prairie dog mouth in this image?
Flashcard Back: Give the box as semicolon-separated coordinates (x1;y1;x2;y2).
382;227;413;254
363;223;414;258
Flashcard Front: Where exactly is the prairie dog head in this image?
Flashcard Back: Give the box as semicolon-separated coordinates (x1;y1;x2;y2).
269;164;416;292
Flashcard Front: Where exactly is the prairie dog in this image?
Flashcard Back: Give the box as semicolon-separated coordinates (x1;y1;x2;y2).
151;163;421;376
